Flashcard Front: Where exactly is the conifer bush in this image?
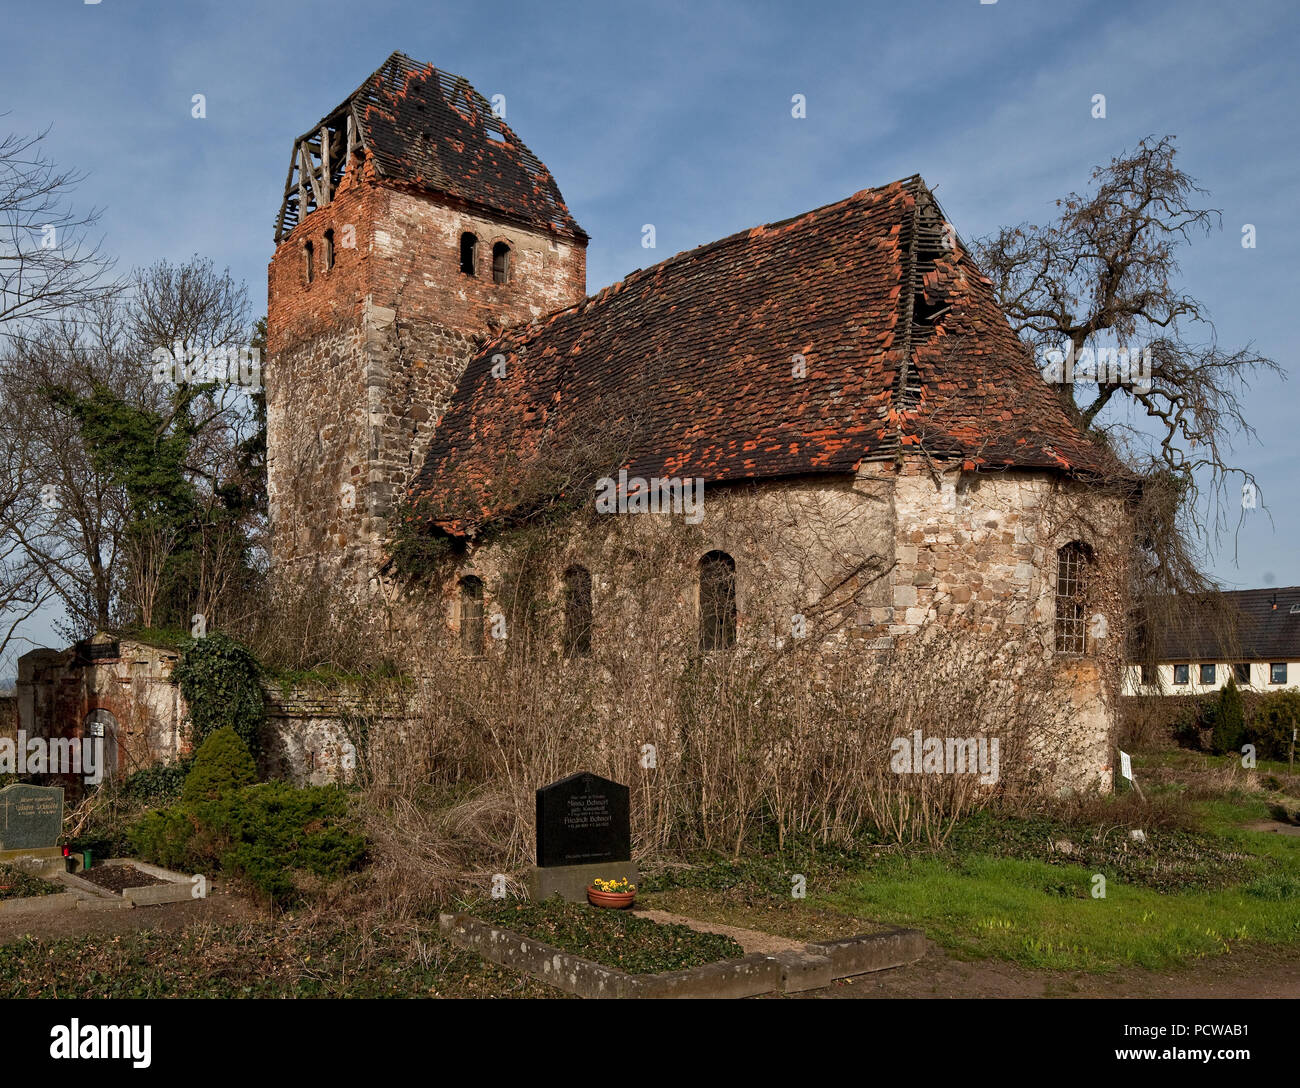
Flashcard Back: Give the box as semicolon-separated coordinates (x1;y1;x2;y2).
1211;676;1246;756
181;727;257;803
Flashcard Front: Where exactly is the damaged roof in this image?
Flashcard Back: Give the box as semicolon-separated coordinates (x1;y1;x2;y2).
410;176;1117;534
278;52;583;241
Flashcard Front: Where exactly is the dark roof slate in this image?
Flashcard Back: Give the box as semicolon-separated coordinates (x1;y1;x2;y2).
1149;587;1300;662
352;52;583;239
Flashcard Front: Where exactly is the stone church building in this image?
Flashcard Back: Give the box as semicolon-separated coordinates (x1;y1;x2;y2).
266;52;1129;789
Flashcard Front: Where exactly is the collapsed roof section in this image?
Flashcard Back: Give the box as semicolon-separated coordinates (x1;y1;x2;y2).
274;51;584;243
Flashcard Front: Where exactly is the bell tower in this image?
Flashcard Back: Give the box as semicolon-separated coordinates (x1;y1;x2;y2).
265;52;587;587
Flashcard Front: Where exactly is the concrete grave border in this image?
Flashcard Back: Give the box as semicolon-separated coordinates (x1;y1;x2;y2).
438;911;925;998
60;859;197;907
1;858;199;914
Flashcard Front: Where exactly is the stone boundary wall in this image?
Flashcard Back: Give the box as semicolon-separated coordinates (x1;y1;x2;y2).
14;637;416;788
262;682;416;785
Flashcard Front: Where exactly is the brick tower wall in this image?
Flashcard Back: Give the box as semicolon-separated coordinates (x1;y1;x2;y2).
266;161;587;588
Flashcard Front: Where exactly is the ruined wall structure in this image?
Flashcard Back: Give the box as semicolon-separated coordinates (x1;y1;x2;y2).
266;53;588;589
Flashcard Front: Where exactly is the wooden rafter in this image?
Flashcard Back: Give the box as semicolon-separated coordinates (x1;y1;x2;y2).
274;102;365;242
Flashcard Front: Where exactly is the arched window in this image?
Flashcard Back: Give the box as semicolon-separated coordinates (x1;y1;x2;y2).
460;232;478;276
459;575;485;653
1054;541;1093;654
323;228;335;271
699;551;737;651
563;565;592;658
492;241;511;284
304;240;314;283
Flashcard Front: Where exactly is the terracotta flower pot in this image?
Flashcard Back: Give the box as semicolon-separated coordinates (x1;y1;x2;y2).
587;885;636;909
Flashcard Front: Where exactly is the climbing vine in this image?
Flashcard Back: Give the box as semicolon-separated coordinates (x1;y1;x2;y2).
172;633;266;757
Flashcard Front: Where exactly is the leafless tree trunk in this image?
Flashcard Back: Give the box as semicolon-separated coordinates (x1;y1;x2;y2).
121;514;177;630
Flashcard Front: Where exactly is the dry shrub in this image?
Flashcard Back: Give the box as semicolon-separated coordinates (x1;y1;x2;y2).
1183;761;1265;801
339;610;1090;914
1117;696;1179;751
1044;784;1197;832
227;576;395;675
257;488;1114;905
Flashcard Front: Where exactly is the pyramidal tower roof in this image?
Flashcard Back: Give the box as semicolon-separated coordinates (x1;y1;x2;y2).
274;52;584;243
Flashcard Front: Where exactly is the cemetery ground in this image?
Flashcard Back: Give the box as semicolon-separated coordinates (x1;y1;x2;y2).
0;747;1295;998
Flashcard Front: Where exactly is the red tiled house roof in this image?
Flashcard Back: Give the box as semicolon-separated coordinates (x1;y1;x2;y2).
410;176;1116;535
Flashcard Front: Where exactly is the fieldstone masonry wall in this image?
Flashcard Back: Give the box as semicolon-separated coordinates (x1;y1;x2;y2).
267;157;586;591
421;460;1126;791
878;460;1127;787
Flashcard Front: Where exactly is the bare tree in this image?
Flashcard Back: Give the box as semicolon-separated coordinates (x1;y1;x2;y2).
0;400;52;664
2;312;133;636
2;256;260;639
120;512;177;630
0;127;116;343
971;135;1280;663
0;127;120;654
972;136;1280;533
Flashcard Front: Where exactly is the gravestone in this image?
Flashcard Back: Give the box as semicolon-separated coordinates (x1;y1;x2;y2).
537;771;630;867
527;772;636;903
0;783;64;862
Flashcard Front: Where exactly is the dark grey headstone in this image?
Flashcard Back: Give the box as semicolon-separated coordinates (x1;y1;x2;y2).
536;772;630;868
0;784;64;851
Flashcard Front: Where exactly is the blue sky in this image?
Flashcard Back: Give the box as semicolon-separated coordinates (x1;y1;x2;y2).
2;0;1297;664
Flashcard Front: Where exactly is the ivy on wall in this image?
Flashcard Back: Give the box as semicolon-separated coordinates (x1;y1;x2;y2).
172;633;266;758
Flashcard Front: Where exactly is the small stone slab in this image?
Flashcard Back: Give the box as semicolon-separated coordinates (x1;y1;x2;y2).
526;860;639;905
123;883;194;906
0;891;82;915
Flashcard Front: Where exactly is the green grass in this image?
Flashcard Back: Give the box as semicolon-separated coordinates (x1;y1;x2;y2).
118;626;191;652
635;754;1300;975
942;809;1262;892
811;782;1300;973
1133;748;1300;784
267;662;413;693
820;852;1300;972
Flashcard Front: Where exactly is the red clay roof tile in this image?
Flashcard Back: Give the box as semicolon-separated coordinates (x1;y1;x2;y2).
410;176;1114;533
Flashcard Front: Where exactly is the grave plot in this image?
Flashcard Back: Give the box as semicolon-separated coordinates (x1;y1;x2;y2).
0;864;62;902
62;860;199;907
0;782;203;915
449;771;925;997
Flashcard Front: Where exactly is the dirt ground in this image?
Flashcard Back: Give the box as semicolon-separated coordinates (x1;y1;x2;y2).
0;888;258;945
633;906;805;955
786;939;1300;999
